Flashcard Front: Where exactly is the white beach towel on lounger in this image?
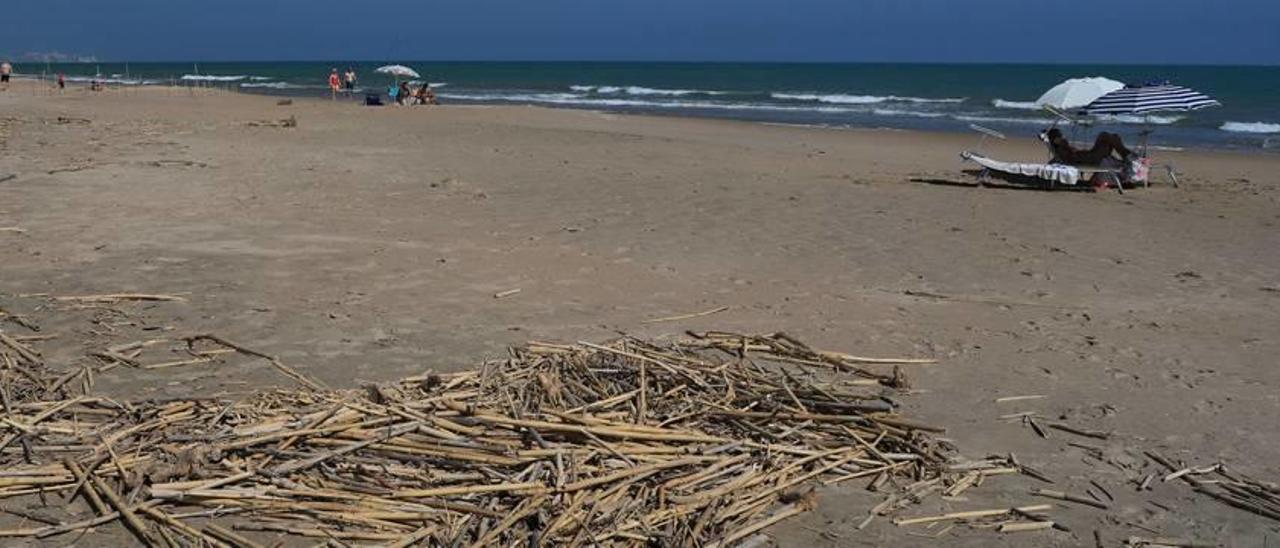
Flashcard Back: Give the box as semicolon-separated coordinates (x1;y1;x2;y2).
961;152;1081;186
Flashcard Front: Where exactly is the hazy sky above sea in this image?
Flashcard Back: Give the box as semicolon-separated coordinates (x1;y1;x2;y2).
2;0;1276;64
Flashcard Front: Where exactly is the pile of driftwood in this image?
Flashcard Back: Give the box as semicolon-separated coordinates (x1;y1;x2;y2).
1145;452;1280;523
0;316;990;547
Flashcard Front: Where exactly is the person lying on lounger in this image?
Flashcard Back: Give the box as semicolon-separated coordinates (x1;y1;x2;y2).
1045;128;1133;166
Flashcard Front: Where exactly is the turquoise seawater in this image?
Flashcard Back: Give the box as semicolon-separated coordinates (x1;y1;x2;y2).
18;61;1280;149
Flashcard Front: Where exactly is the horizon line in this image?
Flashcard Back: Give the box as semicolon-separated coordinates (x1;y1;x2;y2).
4;58;1278;68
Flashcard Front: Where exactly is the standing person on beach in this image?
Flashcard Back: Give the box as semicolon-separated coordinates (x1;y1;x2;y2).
328;68;341;100
57;73;65;91
0;61;12;91
343;68;356;94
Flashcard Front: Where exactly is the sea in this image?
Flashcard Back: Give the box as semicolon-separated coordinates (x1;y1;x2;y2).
20;61;1280;150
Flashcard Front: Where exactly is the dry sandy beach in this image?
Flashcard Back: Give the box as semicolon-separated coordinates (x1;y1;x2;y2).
2;80;1279;546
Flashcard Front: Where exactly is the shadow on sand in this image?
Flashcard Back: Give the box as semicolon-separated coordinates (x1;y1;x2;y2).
910;170;1095;193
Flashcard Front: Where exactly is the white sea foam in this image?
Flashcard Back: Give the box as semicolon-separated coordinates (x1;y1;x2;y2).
953;114;1056;126
442;92;1083;128
773;92;965;104
626;86;720;96
872;108;947;119
404;81;449;88
572;85;725;96
464;93;592;103
63;76;150;86
773;93;884;104
1219;121;1280;134
180;74;249;82
240;81;312;89
992;99;1041;110
440;92;924;117
443;92;798;111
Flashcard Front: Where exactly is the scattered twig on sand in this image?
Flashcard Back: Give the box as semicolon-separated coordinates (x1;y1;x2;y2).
184;333;325;391
1146;451;1280;522
995;395;1046;404
1125;537;1217;548
1000;521;1055;533
1026;416;1050;439
493;288;522;299
46;165;96;175
1031;488;1110;509
642;306;730;324
55;294;187;304
245;116;296;128
1046;422;1111;440
893;505;1053;526
900;289;1083;310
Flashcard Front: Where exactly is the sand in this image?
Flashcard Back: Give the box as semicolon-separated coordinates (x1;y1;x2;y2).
2;80;1279;546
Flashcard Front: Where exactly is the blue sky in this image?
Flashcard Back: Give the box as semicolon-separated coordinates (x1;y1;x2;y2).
2;0;1277;64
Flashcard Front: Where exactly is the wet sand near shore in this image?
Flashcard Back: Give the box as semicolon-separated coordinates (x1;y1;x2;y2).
2;81;1279;546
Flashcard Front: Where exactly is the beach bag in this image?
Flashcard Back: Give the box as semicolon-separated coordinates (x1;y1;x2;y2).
1125;155;1151;184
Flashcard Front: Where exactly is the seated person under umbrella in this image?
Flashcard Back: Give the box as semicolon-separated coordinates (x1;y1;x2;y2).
413;82;438;105
397;82;412;105
1044;128;1134;165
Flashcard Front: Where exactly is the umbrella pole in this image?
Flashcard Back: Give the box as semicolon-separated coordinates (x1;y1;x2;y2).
1141;115;1151;155
1138;115;1178;188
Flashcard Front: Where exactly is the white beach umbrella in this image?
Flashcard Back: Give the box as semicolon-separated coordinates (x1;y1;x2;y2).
1036;77;1126;110
375;65;421;80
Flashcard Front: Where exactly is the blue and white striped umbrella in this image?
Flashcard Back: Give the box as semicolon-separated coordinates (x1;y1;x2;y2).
1081;84;1220;115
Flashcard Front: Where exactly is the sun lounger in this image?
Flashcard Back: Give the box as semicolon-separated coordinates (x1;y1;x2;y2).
960;151;1124;193
960;124;1126;193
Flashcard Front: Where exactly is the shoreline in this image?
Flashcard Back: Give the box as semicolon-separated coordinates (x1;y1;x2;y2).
9;71;1278;154
6;77;1278;166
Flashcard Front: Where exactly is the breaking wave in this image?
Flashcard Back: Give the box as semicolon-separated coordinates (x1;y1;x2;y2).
63;76;153;86
773;93;966;104
1219;121;1280;134
992;99;1041;110
240;82;313;89
954;114;1057;126
180;74;250;82
571;85;727;96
